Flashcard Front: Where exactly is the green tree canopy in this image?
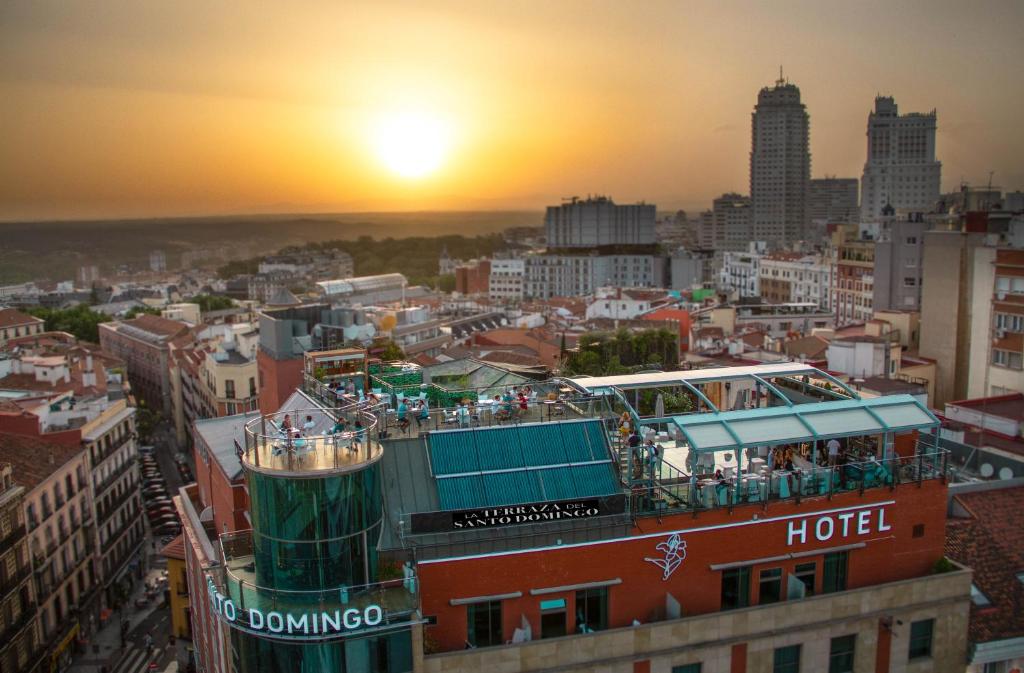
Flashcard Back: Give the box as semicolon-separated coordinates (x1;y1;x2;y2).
562;328;679;377
187;294;235;312
28;305;111;343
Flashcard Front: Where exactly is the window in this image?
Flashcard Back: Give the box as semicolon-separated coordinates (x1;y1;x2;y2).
912;524;925;538
672;665;702;673
993;350;1023;370
759;568;783;604
908;619;934;660
829;634;856;673
224;380;235;399
575;587;608;632
539;598;566;639
823;551;848;594
721;567;750;610
467;601;502;648
794;562;816;596
970;584;991;607
773;644;801;673
249;377;257;397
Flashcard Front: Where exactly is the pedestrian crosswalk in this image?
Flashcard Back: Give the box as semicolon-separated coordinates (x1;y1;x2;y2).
111;646;157;673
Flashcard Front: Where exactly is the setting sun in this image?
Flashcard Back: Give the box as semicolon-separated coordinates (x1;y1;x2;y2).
372;110;451;179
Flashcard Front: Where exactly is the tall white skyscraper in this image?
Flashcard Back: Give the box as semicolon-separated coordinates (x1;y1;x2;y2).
750;73;810;248
860;96;941;221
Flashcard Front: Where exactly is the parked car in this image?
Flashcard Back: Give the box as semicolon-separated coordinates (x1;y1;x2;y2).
150;515;179;528
147;507;176;518
143;488;168;499
138;445;155;455
143;478;165;487
154;523;181;536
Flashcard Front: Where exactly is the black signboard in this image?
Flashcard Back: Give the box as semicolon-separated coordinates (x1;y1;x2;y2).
410;494;627;534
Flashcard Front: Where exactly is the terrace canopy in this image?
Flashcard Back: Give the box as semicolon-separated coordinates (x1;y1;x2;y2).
670;394;939;455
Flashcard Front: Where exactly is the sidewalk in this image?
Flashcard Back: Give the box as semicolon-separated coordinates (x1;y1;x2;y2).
67;561;169;673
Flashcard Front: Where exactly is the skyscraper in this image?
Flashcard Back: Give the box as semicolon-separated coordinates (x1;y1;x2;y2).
860;96;941;221
750;72;810;248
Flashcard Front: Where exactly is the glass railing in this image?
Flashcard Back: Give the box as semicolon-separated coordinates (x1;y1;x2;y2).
633;444;949;515
215;530;418;641
242;403;383;475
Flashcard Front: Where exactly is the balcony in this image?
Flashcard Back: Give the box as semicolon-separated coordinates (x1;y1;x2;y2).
215;530;419;642
0;564;32;600
93;432;134;467
0;601;38;645
95;457;137;496
96;487;138;523
0;523;26;551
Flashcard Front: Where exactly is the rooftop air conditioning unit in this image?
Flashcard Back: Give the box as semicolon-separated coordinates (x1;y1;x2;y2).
996;329;1007;339
997;291;1007;300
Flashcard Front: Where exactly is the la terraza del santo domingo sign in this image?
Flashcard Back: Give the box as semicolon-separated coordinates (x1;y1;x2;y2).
410;494;627;534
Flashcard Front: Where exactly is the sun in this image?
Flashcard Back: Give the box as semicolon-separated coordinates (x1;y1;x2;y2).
372;110;451;179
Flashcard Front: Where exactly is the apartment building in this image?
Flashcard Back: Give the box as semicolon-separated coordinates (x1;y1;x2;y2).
759;252;832;310
699;193;752;251
545;196;656;249
832;224;876;326
719;243;766;299
98;314;192;414
0;309;45;347
920;214;1024;406
873;213;927;312
488;258;525;302
0;463;42;673
0;435;97;671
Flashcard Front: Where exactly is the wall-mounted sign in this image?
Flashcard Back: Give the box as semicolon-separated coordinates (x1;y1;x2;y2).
644;533;687;581
785;507;891;546
411;494;626;534
206;576;384;638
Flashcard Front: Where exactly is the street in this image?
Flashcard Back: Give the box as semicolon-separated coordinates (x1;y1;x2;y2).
68;419;193;673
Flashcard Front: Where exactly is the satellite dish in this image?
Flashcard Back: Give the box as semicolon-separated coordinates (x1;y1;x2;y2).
979;463;994;478
999;467;1013;480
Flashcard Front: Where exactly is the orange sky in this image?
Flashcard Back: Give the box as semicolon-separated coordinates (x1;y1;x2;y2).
1;0;1022;221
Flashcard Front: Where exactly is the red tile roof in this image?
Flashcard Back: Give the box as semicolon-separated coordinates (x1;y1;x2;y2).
160;534;187;561
0;308;43;329
0;433;84;491
945;485;1024;645
124;314;190;338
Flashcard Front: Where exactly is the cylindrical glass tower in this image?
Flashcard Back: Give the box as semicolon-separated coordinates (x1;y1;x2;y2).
213;404;416;673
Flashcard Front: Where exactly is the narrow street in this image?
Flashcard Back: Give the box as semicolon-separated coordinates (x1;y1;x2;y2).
69;420;192;673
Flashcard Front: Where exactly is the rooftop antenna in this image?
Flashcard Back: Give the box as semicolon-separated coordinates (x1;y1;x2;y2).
776;65;785;86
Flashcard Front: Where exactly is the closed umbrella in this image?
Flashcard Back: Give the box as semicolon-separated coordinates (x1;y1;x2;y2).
655;393;665;418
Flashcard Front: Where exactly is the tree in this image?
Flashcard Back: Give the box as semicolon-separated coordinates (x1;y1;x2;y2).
187;294;235;313
437;274;456;293
124;305;161;319
378;340;406;362
134;404;161;445
28;305;111;343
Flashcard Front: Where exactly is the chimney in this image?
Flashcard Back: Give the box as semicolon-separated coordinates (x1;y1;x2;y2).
49;450;55;465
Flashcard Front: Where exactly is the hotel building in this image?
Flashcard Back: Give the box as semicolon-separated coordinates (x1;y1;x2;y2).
176;358;970;673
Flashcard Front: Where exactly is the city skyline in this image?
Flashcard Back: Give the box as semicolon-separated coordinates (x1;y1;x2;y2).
2;0;1023;222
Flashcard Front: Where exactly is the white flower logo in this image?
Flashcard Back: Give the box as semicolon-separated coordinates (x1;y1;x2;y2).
644;533;686;581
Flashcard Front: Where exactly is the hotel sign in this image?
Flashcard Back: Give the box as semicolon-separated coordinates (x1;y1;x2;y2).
207;576;386;640
411;494;626;534
786;507;891;546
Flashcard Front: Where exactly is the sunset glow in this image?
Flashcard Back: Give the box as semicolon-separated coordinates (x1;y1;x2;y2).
372;110;451;179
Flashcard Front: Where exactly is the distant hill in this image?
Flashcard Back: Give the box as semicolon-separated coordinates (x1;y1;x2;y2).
0;211;542;284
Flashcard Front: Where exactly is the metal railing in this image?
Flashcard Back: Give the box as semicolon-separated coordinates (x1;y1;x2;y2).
95;457;137;495
216;530;418;637
632;444;949;515
0;564;32;600
0;523;26;552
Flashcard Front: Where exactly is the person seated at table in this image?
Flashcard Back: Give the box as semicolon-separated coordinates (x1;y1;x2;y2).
281;414;293;433
396;400;410;432
414;399;430;428
456;402;471;429
330;417;347;435
302;415;316;434
351;420;365;451
517;391;529;414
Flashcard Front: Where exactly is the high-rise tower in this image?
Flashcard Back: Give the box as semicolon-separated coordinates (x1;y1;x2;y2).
860;96;940;221
750;71;811;248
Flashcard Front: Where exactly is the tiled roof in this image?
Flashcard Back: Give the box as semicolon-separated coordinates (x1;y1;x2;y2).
160;534;186;561
0;308;44;329
0;433;83;491
124;314;190;338
945;485;1024;645
783;335;830;359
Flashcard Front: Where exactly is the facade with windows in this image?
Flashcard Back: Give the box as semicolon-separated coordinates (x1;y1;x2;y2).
524;253;663;299
872;214;927;313
81;400;143;611
177;362;971;673
0;463;43;673
0;435;98;673
860;97;941;221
